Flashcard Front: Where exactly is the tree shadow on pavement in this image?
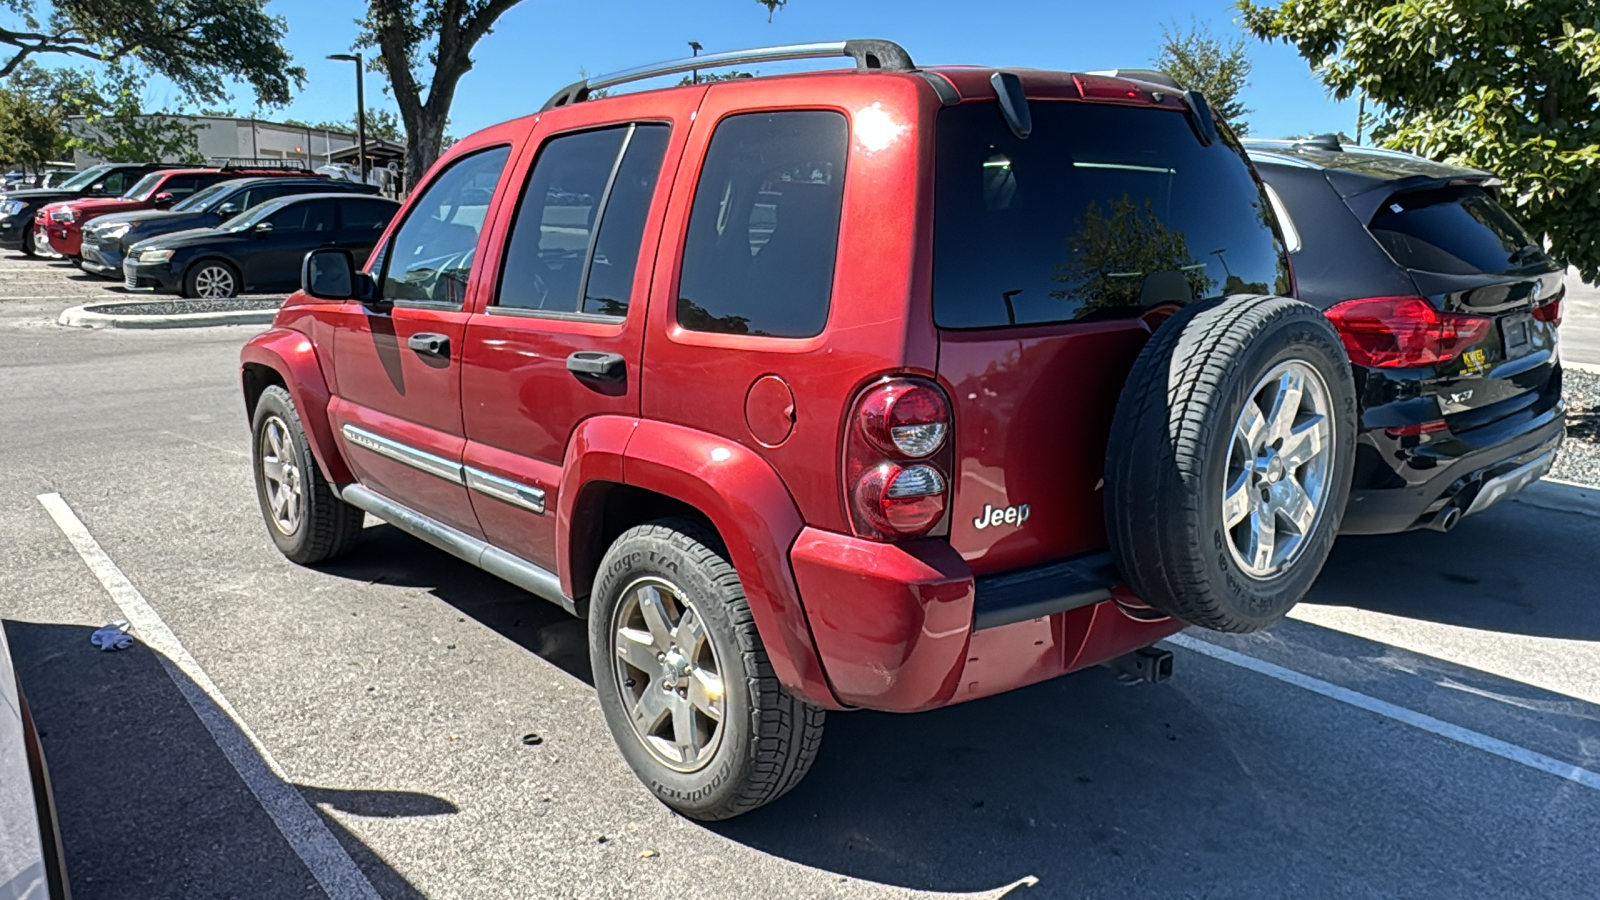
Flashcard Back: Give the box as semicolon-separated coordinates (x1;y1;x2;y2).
1310;480;1600;640
4;620;447;900
316;523;594;686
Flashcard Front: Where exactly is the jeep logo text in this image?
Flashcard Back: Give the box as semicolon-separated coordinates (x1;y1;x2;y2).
973;503;1031;530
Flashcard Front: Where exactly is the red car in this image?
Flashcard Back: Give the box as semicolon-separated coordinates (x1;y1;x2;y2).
39;163;317;261
241;42;1361;819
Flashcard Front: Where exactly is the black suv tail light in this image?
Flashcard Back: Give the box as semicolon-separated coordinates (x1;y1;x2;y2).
1324;295;1492;369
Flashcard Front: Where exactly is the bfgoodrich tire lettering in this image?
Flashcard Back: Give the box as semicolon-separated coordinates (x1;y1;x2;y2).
250;385;365;564
1105;294;1357;632
589;518;825;820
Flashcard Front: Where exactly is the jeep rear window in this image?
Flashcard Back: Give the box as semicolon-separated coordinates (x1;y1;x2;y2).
1368;187;1548;276
933;102;1290;329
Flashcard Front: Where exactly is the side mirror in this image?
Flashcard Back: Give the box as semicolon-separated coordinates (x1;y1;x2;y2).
303;248;382;307
254;221;274;237
215;202;239;217
89;182;106;194
153;191;175;207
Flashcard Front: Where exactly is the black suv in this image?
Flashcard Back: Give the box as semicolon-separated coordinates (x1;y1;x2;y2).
0;162;167;256
1246;137;1564;534
79;176;379;278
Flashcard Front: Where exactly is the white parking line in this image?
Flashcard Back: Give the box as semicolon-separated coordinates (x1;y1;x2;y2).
37;492;382;900
1165;632;1600;792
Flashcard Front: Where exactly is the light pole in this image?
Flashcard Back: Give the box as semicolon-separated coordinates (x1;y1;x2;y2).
688;41;702;85
328;52;366;182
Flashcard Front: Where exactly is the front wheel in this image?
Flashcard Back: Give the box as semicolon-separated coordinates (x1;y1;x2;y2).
186;260;239;299
589;519;825;820
1105;294;1357;633
250;385;365;564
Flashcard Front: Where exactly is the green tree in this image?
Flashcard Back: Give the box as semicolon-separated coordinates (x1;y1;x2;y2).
0;63;92;174
66;67;203;163
1052;196;1218;313
1239;0;1600;280
360;1;789;188
0;0;303;106
285;108;405;142
1152;18;1254;135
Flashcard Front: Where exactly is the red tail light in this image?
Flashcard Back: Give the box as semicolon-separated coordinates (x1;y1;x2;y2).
844;377;953;540
1324;296;1492;369
1532;296;1562;326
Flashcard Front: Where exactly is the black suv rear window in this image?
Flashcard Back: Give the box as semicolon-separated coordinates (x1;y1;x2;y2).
933;102;1290;329
1368;187;1546;276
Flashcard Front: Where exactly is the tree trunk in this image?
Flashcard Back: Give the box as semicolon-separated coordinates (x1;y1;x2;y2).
403;114;445;192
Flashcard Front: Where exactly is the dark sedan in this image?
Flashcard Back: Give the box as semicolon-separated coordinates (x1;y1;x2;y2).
0;162;165;256
80;176;378;278
1246;137;1565;535
123;193;399;299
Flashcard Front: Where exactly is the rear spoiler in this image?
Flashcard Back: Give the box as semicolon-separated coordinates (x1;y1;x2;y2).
1339;173;1502;225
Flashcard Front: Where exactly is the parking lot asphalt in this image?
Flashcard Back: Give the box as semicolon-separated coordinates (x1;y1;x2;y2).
2;257;1599;899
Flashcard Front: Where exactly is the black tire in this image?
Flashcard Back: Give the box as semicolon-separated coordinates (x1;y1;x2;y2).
20;226;35;257
184;259;240;299
250;385;364;564
589;518;825;821
1105;294;1357;633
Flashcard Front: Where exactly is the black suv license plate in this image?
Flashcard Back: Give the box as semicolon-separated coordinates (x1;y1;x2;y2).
1502;312;1533;358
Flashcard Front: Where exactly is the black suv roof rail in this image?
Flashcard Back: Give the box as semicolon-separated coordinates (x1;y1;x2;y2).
213;157;312;172
541;39;915;111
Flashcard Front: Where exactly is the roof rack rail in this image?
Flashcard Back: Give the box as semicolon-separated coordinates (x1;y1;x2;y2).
541;39;915;111
214;157;312;172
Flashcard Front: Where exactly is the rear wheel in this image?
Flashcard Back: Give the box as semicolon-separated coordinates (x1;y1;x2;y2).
1105;294;1357;632
20;227;34;257
589;518;825;820
186;260;239;299
250;385;364;564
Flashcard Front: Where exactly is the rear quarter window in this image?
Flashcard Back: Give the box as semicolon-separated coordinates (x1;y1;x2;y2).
933;101;1291;329
1368;187;1546;276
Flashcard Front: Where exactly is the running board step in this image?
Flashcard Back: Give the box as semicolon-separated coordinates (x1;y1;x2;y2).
340;484;577;616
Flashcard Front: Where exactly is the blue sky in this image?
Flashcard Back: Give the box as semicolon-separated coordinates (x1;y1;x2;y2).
142;0;1355;139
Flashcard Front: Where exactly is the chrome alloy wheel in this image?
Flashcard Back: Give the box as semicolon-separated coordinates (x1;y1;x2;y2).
193;264;236;299
259;416;304;536
1222;360;1335;579
611;577;725;773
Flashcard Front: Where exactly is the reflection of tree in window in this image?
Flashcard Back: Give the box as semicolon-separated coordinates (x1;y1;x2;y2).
676;298;767;337
1052;196;1215;313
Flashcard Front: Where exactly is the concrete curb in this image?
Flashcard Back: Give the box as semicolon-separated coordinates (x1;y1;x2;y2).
1563;359;1600;375
58;300;278;330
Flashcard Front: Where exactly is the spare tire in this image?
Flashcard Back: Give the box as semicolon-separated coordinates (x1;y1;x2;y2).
1105;294;1356;633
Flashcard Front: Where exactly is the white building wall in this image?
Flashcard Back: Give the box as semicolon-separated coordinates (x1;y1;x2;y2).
69;116;358;168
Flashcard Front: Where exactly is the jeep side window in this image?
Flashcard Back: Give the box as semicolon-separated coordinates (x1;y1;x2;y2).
380;145;512;306
676;111;847;338
495;123;669;316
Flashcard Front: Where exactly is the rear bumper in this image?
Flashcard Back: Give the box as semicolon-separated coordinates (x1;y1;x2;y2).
1340;395;1566;534
789;528;1182;712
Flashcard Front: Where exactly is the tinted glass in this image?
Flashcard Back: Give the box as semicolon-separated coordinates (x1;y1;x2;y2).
676;111;846;338
382;145;511;305
496;128;626;312
160;174;202;199
174;181;234;211
339;197;395;231
933;102;1291;329
583;126;669;317
101;170;137;195
266;199;335;232
59;166;109;190
239;184;291;210
126;172;166;201
1369;187;1546;275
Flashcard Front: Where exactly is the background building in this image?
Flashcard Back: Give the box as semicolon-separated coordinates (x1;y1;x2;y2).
66;115;360;168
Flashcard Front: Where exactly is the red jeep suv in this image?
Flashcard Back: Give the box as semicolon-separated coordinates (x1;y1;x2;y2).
242;41;1364;819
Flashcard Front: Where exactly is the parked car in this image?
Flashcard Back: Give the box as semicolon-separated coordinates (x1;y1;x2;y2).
125;193;399;298
38;163;321;263
0;162;168;257
242;40;1359;820
80;176;378;278
1245;136;1564;534
0;626;70;899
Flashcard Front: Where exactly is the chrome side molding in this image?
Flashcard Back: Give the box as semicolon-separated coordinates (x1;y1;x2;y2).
342;424;547;516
